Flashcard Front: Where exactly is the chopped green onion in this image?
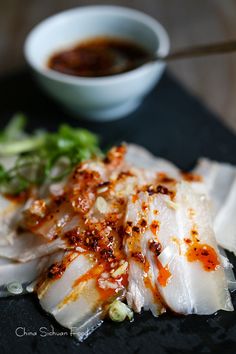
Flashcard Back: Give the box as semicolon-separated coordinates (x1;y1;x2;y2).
0;136;45;156
15;155;45;184
0;115;101;194
0;164;6;181
26;281;36;293
7;281;23;295
45;155;73;182
0;113;26;142
108;300;133;322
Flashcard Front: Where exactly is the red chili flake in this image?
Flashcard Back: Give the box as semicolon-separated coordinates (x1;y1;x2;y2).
149;240;162;256
116;145;126;153
66;232;81;246
131;252;145;263
118;197;125;205
147;185;155;195
181;172;202;182
52;234;59;240
53;195;66;206
100;248;115;261
47;262;66;280
157;173;176;184
156;185;169;195
201;250;209;256
150;220;159;236
83;235;100;251
117;226;125;237
5;189;30;203
140;219;147;227
117;171;134;180
108;235;114;242
103;157;111;164
125;225;133;236
97;181;110;188
104;145;126;166
132;226;140;233
132;194;138;203
142;202;148;211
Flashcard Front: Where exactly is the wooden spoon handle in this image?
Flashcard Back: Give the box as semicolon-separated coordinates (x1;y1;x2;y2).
161;40;236;61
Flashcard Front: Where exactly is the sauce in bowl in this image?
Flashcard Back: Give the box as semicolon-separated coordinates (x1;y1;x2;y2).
47;36;150;77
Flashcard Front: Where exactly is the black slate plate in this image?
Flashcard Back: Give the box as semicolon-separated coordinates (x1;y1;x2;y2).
0;70;235;354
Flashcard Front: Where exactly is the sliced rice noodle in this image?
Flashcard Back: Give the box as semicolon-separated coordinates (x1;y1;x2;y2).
0;147;234;340
125;181;233;315
38;252;123;341
124;193;165;316
0;257;47;297
0;251;64;297
194;158;236;254
0;232;66;262
125;144;180;178
218;247;236;291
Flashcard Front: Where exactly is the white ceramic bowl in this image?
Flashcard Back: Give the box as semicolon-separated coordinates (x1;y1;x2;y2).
24;6;169;121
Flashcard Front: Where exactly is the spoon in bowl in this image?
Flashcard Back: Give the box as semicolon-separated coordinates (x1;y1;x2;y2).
111;39;236;75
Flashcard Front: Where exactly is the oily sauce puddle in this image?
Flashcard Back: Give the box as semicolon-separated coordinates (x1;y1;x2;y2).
47;36;150;77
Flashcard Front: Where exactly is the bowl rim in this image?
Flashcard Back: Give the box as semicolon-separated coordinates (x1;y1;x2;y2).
24;5;170;86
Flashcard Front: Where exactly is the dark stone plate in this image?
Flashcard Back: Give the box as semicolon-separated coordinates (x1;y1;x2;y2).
0;70;235;354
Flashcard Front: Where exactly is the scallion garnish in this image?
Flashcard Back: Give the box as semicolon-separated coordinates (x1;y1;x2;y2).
108;300;133;322
7;281;23;295
0;115;101;195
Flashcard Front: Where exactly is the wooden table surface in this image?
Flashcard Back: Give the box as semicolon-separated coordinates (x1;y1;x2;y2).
1;0;236;132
